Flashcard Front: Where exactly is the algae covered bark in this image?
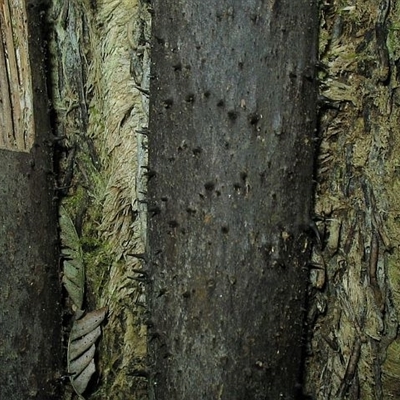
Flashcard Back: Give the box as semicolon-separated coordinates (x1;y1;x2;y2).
48;0;151;398
305;1;400;398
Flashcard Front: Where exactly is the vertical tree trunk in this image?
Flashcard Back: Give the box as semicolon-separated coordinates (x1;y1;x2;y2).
47;0;151;397
0;1;61;399
305;1;400;398
148;1;318;398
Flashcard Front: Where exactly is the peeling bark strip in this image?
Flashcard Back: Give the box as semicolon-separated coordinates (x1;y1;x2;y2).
0;2;61;399
0;0;35;151
148;1;318;399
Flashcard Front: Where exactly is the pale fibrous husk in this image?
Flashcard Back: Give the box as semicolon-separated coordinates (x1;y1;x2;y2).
49;0;150;398
305;1;400;399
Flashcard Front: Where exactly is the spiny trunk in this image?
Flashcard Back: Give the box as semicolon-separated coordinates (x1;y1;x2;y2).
148;1;318;398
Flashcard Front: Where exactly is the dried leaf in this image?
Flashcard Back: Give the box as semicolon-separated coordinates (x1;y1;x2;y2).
69;344;96;375
71;359;96;396
69;326;101;360
60;205;85;309
70;307;108;341
68;308;108;397
59;205;81;250
62;260;85;309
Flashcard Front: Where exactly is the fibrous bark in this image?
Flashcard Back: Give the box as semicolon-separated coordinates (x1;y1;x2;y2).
47;0;151;397
148;1;318;398
305;1;400;399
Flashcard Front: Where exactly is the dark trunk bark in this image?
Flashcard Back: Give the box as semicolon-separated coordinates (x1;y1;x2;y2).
0;2;62;399
147;1;318;399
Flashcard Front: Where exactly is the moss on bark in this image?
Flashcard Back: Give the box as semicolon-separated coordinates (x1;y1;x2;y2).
48;0;151;398
305;1;400;398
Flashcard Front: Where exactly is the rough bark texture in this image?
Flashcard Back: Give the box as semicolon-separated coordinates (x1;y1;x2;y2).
148;1;318;399
305;1;400;399
0;0;34;150
47;0;150;398
0;1;62;398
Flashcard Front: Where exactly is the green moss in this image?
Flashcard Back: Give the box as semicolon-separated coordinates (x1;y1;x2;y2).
387;24;400;60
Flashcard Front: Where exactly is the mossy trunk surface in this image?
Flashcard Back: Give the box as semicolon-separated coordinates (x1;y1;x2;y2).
48;0;150;398
46;0;400;399
305;1;400;399
147;1;318;398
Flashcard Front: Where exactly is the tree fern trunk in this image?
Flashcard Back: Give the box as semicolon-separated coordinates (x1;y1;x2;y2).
48;0;151;398
305;1;400;398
